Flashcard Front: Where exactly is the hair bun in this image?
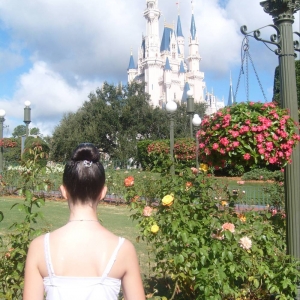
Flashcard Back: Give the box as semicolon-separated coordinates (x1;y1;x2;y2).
71;143;100;163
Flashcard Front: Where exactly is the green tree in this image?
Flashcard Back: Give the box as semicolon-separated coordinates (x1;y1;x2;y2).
273;60;300;121
50;82;207;162
12;125;40;138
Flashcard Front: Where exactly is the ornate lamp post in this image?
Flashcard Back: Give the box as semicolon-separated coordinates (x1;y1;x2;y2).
242;1;300;298
192;114;202;169
166;100;177;176
24;101;31;138
0;109;5;173
186;89;195;139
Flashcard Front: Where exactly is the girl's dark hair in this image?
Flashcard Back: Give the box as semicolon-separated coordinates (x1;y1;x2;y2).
63;143;105;204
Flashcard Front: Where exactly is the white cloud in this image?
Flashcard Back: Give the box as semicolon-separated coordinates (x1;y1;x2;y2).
0;61;101;136
0;0;298;136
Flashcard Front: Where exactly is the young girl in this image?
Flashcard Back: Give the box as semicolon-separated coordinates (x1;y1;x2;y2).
23;143;145;300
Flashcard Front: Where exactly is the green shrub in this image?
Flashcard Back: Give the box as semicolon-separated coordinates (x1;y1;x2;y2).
242;168;284;182
128;167;299;299
0;145;49;299
22;137;50;168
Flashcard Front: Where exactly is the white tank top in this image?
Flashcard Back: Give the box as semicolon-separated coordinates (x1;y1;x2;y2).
43;232;125;300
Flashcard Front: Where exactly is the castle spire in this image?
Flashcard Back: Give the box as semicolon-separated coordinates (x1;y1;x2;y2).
127;50;135;70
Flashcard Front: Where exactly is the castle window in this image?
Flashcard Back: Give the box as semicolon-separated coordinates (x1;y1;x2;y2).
172;44;175;49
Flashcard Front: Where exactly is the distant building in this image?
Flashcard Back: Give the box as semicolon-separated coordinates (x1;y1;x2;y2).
127;0;224;114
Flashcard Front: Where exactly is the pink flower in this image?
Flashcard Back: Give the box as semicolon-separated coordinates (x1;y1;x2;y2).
143;206;153;217
271;208;277;216
239;125;250;134
243;153;251;160
222;222;235;233
237;180;245;185
232;141;240;148
239;236;252;250
258;148;265;154
212;143;219;150
269;157;278;164
231;131;240;138
220;137;229;146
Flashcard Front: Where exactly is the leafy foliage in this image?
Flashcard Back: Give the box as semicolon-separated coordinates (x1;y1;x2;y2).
273;60;300;122
50;82;206;162
128;168;300;299
11;125;40;138
0;145;49;299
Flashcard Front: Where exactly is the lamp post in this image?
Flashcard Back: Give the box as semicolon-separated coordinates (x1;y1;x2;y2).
23;101;31;138
242;1;300;298
0;109;6;173
192;114;201;169
166;100;177;176
186;89;195;139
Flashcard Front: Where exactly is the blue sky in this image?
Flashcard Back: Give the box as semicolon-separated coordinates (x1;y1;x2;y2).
0;0;299;137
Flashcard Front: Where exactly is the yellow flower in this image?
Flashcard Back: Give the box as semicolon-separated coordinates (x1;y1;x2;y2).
238;214;246;222
162;194;174;206
221;200;228;206
199;163;208;172
151;224;159;233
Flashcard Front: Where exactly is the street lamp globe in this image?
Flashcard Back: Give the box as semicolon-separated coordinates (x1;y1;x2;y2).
24;101;31;107
0;109;6;118
166;100;177;113
192;114;202;127
187;89;193;97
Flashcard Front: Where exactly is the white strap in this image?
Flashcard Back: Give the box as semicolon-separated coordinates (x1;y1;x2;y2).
101;237;125;279
44;232;55;283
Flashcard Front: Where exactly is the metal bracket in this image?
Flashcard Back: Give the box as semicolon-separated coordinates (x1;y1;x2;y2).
293;31;300;52
240;24;281;55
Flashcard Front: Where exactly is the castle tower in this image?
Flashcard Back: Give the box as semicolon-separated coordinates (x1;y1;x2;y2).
143;0;163;107
127;0;224;114
186;8;205;103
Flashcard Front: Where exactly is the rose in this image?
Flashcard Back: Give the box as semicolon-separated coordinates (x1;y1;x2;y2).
143;206;153;217
199;163;208;172
151;224;159;233
239;236;252;250
222;222;235;233
185;182;193;190
191;167;198;175
124;176;134;187
131;195;139;202
162;194;174;206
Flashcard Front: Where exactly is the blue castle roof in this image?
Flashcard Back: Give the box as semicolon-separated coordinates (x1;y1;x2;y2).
190;14;196;40
127;54;136;70
181;82;191;102
165;57;172;71
176;15;184;37
160;26;173;52
179;61;185;73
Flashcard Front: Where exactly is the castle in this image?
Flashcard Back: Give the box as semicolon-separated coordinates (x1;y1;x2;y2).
127;0;225;113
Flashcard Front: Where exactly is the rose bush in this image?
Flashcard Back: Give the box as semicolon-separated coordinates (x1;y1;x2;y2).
198;102;300;170
129;167;300;299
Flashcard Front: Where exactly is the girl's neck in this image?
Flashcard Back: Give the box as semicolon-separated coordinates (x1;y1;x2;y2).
68;201;98;222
